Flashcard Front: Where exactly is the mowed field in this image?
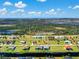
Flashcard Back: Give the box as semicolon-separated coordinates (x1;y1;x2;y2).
0;35;79;53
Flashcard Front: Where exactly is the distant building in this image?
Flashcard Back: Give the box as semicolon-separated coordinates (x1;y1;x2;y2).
36;32;55;35
54;36;65;39
32;35;45;39
32;32;55;39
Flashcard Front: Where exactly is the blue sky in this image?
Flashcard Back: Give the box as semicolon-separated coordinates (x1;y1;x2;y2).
0;0;79;18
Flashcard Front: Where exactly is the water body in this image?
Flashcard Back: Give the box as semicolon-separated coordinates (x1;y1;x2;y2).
18;57;26;59
47;57;55;59
18;57;32;59
0;57;78;59
64;56;72;59
0;30;16;34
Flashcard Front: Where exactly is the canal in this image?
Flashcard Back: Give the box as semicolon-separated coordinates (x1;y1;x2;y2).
0;56;79;59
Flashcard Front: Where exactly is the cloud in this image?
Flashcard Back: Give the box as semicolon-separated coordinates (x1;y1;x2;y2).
73;5;79;9
28;11;42;15
45;8;63;15
0;8;7;15
69;5;79;9
68;6;72;8
11;9;25;15
45;9;57;15
37;0;47;2
3;1;13;6
15;1;27;8
57;8;62;11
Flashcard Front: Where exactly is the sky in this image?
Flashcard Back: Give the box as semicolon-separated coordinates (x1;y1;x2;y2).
0;0;79;18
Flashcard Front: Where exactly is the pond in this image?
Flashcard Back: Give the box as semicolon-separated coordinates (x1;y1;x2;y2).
19;57;36;59
0;30;16;35
64;56;72;59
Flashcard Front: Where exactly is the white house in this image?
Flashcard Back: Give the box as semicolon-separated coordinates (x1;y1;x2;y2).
32;35;46;39
54;36;65;39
